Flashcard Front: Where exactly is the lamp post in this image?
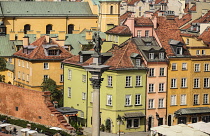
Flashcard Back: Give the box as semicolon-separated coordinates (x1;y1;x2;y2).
83;32;109;136
116;115;124;136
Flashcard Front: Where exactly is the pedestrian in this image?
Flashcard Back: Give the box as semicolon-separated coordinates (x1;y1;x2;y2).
9;127;13;134
13;127;17;134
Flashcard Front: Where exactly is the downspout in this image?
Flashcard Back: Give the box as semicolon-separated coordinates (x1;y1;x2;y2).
86;71;89;127
144;69;148;132
166;61;169;125
66;17;68;34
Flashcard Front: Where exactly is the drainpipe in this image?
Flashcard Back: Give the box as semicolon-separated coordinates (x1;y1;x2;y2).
86;71;89;127
145;68;148;132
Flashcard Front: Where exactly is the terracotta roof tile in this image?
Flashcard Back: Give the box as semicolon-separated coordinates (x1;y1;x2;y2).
155;0;168;4
134;17;153;26
63;40;146;70
189;4;196;11
13;35;73;60
184;3;189;13
105;25;132;35
175;13;192;27
182;10;210;30
127;0;140;5
198;27;210;45
155;17;190;56
120;11;133;24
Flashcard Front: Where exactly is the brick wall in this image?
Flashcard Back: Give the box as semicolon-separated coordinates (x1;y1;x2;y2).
0;83;73;130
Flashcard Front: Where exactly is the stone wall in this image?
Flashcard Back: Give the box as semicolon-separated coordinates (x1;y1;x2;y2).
0;83;73;130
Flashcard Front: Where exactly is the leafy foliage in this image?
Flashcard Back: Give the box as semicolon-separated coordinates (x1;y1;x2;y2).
0;58;6;71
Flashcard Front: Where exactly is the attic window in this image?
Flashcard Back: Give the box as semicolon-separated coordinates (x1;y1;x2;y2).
176;47;182;55
149;53;154;59
80;55;83;63
159;52;165;59
136;59;141;67
146;42;151;46
48;49;60;56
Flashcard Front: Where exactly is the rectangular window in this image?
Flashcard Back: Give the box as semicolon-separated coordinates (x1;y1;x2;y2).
196;50;200;55
68;87;71;98
82;92;86;100
202;50;205;55
60;63;63;69
186;38;189;44
22;60;24;67
82;75;86;82
22;72;25;81
136;59;141;67
159;52;164;59
205;64;210;71
159;83;164;92
204;78;210;88
127;118;140;128
43;75;49;81
135;94;141;105
26;62;29;69
149;53;154;59
137;30;141;37
136;76;141;86
176;47;182;55
60;74;64;82
126;76;132;87
149;68;154;77
18;71;20;79
18;60;21;66
26;74;29;82
203;94;209;104
194;64;200;72
180;94;186;105
158;99;164;108
182;63;187;70
194;94;199;105
8;58;12;63
68;69;72;80
159;68;164;76
171;78;177;88
194;78;200;88
148;99;154;109
149;84;154;92
43;62;49;69
145;30;149;37
107;95;112;106
181;78;187;88
125;95;131;106
108;76;112;87
171;95;176;105
172;63;177;70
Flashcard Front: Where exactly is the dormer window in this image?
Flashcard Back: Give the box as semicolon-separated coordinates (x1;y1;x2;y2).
149;53;154;59
48;49;60;55
136;59;141;67
159;52;164;59
80;55;83;63
176;47;182;55
146;42;151;46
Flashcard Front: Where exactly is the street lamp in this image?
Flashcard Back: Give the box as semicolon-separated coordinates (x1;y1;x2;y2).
116;115;124;136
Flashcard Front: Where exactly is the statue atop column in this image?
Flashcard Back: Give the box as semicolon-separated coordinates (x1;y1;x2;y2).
92;32;103;55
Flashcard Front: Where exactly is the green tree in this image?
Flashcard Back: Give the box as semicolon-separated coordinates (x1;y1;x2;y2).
41;78;63;107
0;58;6;71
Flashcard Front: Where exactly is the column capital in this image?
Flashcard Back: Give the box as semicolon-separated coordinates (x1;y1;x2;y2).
90;78;104;89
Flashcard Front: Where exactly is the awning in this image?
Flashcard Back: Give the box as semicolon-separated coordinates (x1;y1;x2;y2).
174;107;210;115
124;112;145;118
56;107;80;114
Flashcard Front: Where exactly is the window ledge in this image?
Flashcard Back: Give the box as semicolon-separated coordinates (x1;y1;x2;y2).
125;86;133;88
182;69;187;71
158;107;166;109
170;105;178;106
148;108;156;110
124;105;132;107
203;103;210;105
68;97;71;98
159;76;166;77
134;104;142;106
148;76;156;78
171;70;177;71
193;104;200;106
106;86;113;88
204;71;210;72
193;87;200;89
106;105;113;107
170;88;178;89
158;91;166;93
194;71;200;73
135;86;143;87
148;92;156;94
180;104;187;106
203;87;210;89
181;87;188;89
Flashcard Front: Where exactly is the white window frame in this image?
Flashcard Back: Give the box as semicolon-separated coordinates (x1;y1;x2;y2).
196;50;200;55
22;72;25;81
43;75;49;81
158;98;164;108
82;92;86;100
137;30;141;37
204;78;210;88
18;60;21;66
107;95;112;106
60;63;63;69
136;76;141;86
182;63;187;70
125;95;131;106
26;62;29;69
171;78;177;88
82;75;86;83
43;62;49;69
181;78;187;88
26;74;29;82
149;53;154;59
135;94;141;105
194;78;200;88
108;76;112;87
203;94;209;104
136;59;141;67
159;83;164;92
176;47;182;55
159;68;164;76
180;94;186;105
194;64;200;72
148;99;154;109
159;52;164;59
172;63;177;70
60;74;64;82
125;76;132;87
204;64;210;71
145;30;149;37
202;50;205;55
149;68;154;77
68;69;72;80
126;118;140;128
68;87;71;98
194;94;199;105
171;95;176;105
18;71;20;79
149;84;154;92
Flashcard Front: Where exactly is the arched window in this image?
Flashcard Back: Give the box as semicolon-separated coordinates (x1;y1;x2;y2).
110;6;113;14
24;24;30;34
46;24;52;34
68;24;74;34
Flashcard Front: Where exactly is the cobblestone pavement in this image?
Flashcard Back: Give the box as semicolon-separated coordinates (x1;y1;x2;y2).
83;127;150;136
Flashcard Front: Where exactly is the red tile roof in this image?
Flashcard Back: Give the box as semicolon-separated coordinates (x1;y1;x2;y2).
120;11;134;24
155;0;168;4
189;4;196;11
155;17;190;56
198;27;210;45
127;0;140;5
182;10;210;30
105;25;132;36
135;17;153;26
13;36;73;60
175;13;192;28
63;40;146;70
184;3;189;13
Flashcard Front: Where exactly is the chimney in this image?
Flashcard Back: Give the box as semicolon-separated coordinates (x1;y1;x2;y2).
23;36;29;46
45;35;50;43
